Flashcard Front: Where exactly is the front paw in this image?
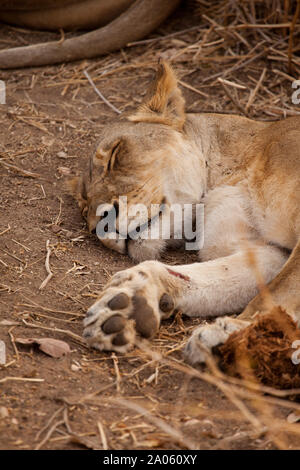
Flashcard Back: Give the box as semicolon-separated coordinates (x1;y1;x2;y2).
83;262;175;353
184;317;249;365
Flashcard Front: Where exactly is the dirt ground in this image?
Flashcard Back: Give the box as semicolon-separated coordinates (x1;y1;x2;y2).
0;3;300;450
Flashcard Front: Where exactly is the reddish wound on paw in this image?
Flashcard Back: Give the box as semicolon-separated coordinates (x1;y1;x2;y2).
167;268;190;282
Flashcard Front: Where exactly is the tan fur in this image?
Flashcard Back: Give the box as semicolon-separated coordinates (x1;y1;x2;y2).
70;62;300;361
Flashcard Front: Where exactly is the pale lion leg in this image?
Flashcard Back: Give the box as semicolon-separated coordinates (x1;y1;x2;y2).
184;316;250;365
240;238;300;325
183;244;290;365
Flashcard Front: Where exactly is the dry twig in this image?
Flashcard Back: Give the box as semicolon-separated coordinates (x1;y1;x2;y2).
83;70;121;114
39;240;53;290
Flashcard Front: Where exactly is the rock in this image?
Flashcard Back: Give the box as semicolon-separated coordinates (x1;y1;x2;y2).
183;419;200;427
71;362;81;372
57;151;67;158
57;166;71;176
0;406;9;418
287;411;300;423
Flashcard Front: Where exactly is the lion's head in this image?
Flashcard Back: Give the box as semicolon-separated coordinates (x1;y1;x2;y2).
69;61;204;261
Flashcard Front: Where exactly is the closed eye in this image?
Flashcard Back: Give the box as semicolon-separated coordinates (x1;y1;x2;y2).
89;155;93;181
107;140;121;172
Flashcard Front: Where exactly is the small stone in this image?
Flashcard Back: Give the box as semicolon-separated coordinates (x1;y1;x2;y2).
15;439;23;447
171;39;187;47
0;340;6;365
0;406;9;418
287;411;300;423
57;151;67;158
57;166;71;176
14;440;23;445
183;419;200;427
71;364;80;372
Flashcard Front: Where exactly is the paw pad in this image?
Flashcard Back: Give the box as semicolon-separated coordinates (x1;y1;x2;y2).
159;293;174;313
130;294;159;338
107;293;129;310
102;314;126;334
112;331;128;346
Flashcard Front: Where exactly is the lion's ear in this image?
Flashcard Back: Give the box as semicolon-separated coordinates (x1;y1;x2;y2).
129;61;185;130
67;176;88;216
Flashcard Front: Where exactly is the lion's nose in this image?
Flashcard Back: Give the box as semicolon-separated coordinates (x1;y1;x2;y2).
88;218;99;234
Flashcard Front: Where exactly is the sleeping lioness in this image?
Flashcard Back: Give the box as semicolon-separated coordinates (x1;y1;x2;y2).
70;61;300;364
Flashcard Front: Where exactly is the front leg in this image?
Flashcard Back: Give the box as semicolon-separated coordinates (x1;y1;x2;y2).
83;245;286;354
184;245;289;365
